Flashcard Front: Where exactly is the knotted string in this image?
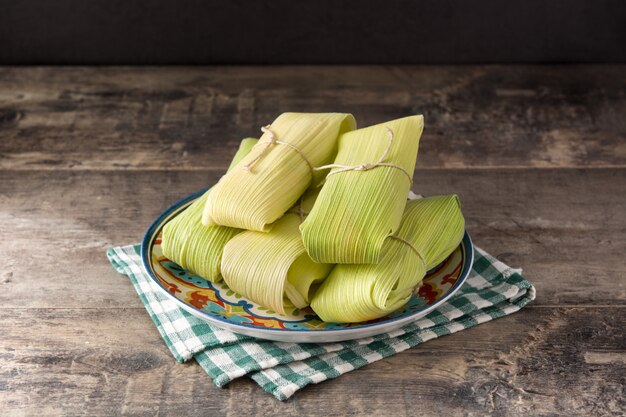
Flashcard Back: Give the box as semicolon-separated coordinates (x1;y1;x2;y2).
388;235;427;270
298;199;307;222
287;195;310;223
313;127;413;184
242;125;314;174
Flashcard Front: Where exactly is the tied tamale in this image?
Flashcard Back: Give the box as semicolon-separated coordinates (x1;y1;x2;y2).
203;112;356;232
310;195;465;323
301;115;423;264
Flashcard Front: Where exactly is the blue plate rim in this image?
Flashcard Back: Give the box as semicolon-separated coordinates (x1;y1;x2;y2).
141;188;475;334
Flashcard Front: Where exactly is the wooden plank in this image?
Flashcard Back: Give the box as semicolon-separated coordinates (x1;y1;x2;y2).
1;307;623;416
0;168;624;309
1;66;625;170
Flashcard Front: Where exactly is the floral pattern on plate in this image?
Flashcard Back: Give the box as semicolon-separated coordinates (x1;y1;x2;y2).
143;189;472;339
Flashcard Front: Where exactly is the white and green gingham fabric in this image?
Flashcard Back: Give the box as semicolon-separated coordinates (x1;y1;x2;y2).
107;244;535;400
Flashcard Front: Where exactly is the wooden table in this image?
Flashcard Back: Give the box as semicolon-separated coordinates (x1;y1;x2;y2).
1;66;624;416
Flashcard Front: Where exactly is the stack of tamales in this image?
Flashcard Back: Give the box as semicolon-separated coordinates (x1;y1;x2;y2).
161;112;466;322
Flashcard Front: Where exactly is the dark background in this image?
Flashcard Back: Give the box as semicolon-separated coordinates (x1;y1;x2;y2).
1;0;625;64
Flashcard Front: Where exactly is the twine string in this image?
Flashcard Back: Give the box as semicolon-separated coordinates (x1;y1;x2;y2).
242;125;314;174
285;194;311;223
388;235;427;269
298;200;306;223
313;127;413;184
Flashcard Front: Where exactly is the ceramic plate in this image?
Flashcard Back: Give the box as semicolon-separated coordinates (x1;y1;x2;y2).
141;189;474;343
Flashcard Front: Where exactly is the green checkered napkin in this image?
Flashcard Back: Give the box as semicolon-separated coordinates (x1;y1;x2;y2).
107;244;535;400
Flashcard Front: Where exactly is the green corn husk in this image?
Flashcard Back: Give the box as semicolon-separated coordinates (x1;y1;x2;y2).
301;115;424;264
221;189;332;315
160;138;258;282
203;112;356;232
310;195;465;323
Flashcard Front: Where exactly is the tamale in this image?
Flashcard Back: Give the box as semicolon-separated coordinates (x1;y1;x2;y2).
203;112;356;232
221;189;332;315
301;115;423;264
310;195;465;323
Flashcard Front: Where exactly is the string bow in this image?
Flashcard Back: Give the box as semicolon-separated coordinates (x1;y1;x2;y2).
313;127;413;183
242;125;314;174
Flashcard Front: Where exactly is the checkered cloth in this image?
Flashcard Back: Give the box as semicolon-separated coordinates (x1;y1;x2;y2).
107;244;535;400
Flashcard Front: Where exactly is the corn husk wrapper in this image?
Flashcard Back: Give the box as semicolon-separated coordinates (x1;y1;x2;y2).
160;138;258;282
221;189;332;315
310;195;465;323
301;115;424;264
203;112;356;232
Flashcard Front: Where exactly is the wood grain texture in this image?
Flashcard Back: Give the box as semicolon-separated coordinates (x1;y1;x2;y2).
1;67;625;416
1;66;625;170
1;307;624;417
0;169;624;310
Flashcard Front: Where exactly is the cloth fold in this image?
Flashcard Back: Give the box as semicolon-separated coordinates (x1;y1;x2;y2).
107;244;535;400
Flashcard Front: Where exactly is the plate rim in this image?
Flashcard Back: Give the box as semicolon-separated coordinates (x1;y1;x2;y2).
141;189;474;341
